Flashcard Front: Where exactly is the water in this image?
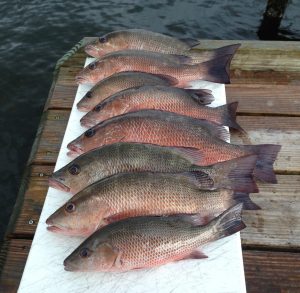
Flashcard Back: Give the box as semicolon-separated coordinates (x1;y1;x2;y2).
0;0;299;242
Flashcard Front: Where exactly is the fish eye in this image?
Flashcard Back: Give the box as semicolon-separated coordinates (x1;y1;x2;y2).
99;36;107;43
88;62;97;70
85;128;95;138
65;202;76;213
94;104;103;112
85;91;92;98
68;164;80;175
80;248;91;258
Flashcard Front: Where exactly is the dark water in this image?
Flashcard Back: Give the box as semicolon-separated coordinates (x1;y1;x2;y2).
0;0;299;242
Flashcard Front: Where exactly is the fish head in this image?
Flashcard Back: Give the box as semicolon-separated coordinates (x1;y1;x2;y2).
85;32;128;58
75;60;109;85
67;126;101;157
49;157;92;194
46;195;107;236
80;100;113;128
64;240;119;272
77;89;96;112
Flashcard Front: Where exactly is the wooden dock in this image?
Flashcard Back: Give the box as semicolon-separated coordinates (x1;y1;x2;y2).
1;39;300;293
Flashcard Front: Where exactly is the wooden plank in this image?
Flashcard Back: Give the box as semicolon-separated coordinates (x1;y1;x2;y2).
242;175;300;249
233;116;300;173
244;250;300;293
0;239;31;293
30;110;70;165
7;166;54;237
227;84;300;116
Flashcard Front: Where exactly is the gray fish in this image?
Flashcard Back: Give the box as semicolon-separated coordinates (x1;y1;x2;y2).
49;143;258;194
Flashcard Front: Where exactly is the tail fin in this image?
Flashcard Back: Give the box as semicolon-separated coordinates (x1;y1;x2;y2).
232;192;261;210
185;89;214;105
196;54;233;84
216;102;245;132
189;44;241;63
210;203;246;241
246;144;281;183
205;155;258;193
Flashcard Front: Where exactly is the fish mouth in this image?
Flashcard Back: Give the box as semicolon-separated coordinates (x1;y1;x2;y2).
84;44;102;57
80;116;96;128
67;141;83;154
48;177;70;193
64;258;80;272
76;102;91;112
75;75;89;85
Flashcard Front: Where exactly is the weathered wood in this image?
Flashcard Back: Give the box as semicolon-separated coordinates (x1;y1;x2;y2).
227;84;300;116
7;165;54;237
0;239;31;293
242;175;300;249
244;250;300;293
30;110;70;165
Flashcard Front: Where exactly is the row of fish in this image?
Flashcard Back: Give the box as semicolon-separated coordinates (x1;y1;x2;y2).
47;29;281;272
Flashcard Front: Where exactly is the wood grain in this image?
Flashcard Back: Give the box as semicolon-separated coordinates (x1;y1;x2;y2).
0;239;31;293
244;250;300;293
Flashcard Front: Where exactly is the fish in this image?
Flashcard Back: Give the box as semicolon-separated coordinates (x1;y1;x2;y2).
80;85;243;132
46;172;258;237
49;142;258;194
67;110;281;183
85;29;240;63
63;203;246;272
75;50;233;86
76;71;214;112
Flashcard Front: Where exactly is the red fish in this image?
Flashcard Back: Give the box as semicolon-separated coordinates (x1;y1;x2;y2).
80;85;243;132
76;50;233;86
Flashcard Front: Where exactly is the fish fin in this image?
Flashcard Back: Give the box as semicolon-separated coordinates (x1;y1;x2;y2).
211;203;246;240
172;146;203;165
185;89;214;105
177;250;208;261
216;102;245;132
154;74;179;86
179;37;200;48
210;155;258;193
246;144;281;183
179;213;215;226
196;54;233;84
198;120;230;142
232;192;261;210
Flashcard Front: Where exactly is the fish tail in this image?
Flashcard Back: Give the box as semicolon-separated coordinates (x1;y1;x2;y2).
245;144;281;183
196;54;233;84
209;155;258;193
210;203;246;241
231;192;261;210
216;102;245;132
185;89;215;105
